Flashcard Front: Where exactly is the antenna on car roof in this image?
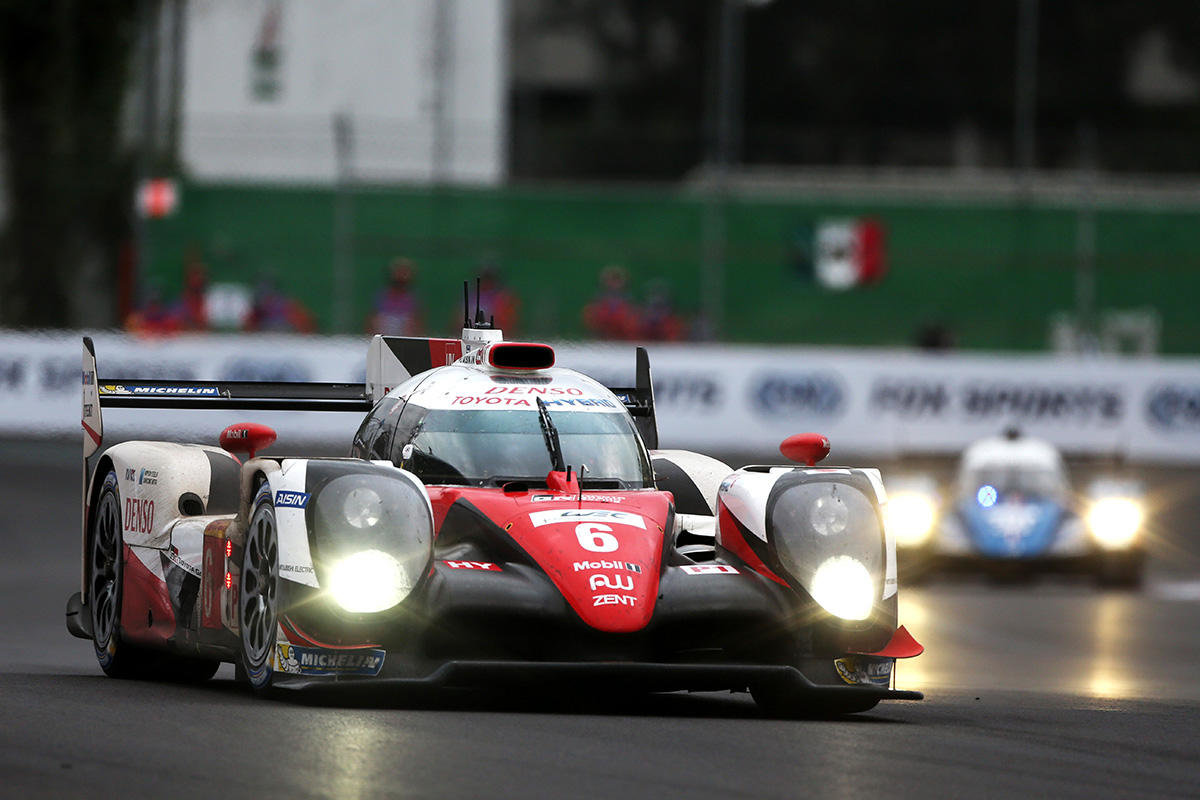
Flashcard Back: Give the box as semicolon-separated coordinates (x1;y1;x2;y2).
474;276;488;328
462;281;471;329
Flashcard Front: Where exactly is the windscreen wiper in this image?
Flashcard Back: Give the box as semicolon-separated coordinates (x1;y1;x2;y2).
535;397;566;473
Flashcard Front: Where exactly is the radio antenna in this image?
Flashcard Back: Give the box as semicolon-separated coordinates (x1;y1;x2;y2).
474;276;486;327
462;281;471;328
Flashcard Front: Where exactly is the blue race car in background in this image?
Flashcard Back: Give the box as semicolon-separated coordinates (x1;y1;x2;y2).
887;430;1146;587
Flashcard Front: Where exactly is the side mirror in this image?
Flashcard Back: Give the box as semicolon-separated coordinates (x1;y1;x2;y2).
220;423;277;460
780;433;830;467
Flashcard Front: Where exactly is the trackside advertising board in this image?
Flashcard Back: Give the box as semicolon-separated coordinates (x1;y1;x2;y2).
2;332;1199;463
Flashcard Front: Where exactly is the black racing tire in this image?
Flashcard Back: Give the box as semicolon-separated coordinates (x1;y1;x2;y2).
751;681;880;718
89;470;157;679
238;482;281;693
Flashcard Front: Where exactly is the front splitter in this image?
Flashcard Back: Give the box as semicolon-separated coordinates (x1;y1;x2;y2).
272;659;923;702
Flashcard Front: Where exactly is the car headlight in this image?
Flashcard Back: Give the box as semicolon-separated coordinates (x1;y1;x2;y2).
343;486;383;528
310;469;434;613
768;479;884;622
1087;497;1143;550
885;491;937;547
327;549;412;613
810;494;849;536
809;556;875;621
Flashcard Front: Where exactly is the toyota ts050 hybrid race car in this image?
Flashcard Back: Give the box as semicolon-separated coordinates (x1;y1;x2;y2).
66;298;923;715
886;429;1146;587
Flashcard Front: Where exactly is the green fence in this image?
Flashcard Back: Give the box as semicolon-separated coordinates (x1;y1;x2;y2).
144;182;1200;352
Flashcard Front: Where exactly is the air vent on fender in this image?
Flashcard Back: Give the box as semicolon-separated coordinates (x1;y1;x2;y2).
487;342;555;371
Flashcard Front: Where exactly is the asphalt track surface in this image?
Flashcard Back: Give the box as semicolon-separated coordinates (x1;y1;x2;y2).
3;443;1199;799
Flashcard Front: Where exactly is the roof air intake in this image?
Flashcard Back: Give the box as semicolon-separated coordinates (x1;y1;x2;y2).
487;343;555;371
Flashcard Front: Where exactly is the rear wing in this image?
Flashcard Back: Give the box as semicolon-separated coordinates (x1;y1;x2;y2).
608;346;658;450
82;336;370;457
84;334;659;456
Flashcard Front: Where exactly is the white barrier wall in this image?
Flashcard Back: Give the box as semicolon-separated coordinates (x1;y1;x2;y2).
3;332;1200;463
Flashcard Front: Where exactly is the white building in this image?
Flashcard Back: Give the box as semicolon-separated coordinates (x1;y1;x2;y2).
182;0;507;184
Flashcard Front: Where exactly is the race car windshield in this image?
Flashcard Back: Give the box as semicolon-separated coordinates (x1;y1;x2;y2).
963;466;1066;498
394;407;653;488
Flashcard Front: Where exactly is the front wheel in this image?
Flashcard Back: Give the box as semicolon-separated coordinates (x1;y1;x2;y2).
239;483;281;692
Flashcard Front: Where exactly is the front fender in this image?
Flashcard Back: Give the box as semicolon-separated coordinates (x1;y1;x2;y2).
250;458;433;592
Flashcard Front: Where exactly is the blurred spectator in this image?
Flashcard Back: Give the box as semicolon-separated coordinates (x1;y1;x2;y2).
583;264;640;340
244;273;315;333
368;258;423;335
175;247;210;331
914;321;957;351
125;283;181;336
476;262;520;332
640;280;687;341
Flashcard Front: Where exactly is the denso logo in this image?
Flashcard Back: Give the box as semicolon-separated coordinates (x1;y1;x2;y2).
274;491;309;509
124;498;155;535
751;372;844;417
1146;384;1200;431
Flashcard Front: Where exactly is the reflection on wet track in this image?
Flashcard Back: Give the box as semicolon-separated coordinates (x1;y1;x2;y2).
901;580;1200;702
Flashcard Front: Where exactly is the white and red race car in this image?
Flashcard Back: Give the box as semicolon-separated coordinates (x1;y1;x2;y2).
67;295;922;715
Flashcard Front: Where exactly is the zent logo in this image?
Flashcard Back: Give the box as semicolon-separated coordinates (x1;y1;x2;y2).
593;594;636;607
575;523;619;553
124;498;155;534
274;491;310;509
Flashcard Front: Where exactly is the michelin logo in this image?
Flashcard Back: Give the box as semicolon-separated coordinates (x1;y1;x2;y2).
275;643;385;676
102;384;220;396
274;491;310;509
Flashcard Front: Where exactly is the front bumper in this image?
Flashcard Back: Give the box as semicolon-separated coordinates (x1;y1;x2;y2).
272;658;923;704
